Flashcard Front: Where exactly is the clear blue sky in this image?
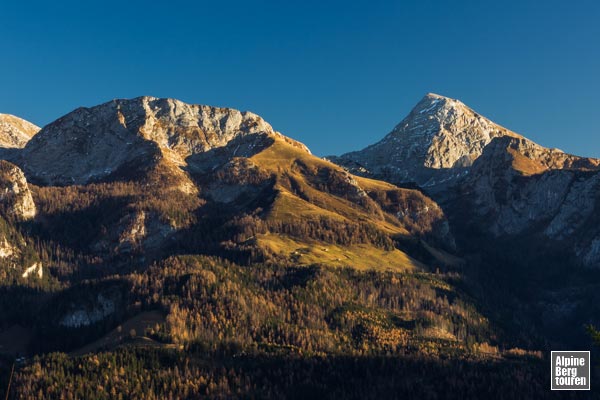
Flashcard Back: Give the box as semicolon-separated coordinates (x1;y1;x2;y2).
1;0;599;157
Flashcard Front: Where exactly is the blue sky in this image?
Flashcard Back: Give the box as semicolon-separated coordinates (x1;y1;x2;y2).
1;0;599;156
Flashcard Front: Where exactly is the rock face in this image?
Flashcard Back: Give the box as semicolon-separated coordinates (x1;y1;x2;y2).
0;161;40;279
0;236;17;259
330;93;599;189
18;96;309;185
0;230;40;279
92;210;174;255
330;93;526;187
0;160;36;220
459;136;600;267
329;93;600;267
59;293;117;328
22;262;43;279
0;114;39;149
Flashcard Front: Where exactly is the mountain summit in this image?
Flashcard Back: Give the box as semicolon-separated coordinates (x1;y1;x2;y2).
18;96;309;185
378;93;523;169
330;93;596;187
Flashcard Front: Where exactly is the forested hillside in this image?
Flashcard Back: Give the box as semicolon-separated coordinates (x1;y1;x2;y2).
0;96;597;399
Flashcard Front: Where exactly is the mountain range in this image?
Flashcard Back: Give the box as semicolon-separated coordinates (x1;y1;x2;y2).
0;96;453;270
331;93;600;268
330;93;600;187
1;93;599;398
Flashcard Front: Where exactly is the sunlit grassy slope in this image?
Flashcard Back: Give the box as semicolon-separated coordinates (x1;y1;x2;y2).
251;138;420;234
243;137;450;270
256;233;422;271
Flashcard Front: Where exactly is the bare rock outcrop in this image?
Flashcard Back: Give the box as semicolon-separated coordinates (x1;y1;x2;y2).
0;160;36;220
331;93;599;189
459;136;600;267
330;93;525;186
18;96;309;185
0;113;39;149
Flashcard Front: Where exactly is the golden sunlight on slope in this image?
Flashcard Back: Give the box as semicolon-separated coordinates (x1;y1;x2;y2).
257;233;422;272
251;137;410;235
507;148;548;176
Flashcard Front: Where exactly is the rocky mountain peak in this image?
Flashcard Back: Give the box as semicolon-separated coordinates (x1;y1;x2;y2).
0;113;40;149
390;92;521;148
331;93;527;187
411;92;462;115
17;97;310;185
33;96;279;156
